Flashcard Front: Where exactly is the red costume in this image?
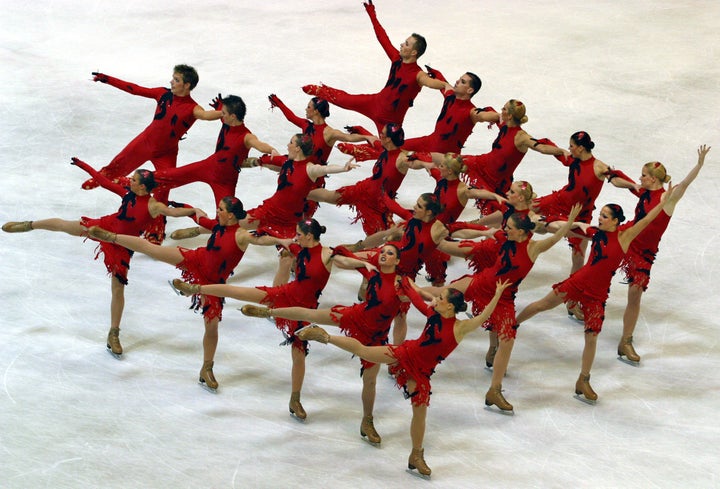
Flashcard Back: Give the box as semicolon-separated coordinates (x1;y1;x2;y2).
423;169;463;284
177;217;245;321
403;89;476;153
461;232;534;340
397;217;442;280
534;156;603;252
83;74;200;242
73;160;154;285
247;159;317;238
621;188;671;290
553;227;625;334
269;95;334;218
336;148;406;234
154;124;252;207
258;243;331;350
458;206;530;273
304;5;423;133
330;265;402;373
389;283;459;406
463;123;525;214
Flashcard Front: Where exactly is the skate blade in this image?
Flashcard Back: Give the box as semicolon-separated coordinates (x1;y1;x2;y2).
360;434;381;447
406;468;431;480
573;393;597;405
567;313;584;323
617;355;640;367
168;279;184;296
289;411;307;423
198;380;218;394
106;348;122;360
484;364;494;372
484;405;515;416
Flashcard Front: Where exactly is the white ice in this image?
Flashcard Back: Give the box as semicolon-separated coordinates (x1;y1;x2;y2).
1;1;719;488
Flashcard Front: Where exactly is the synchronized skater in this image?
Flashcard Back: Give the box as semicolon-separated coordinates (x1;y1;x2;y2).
2;1;712;479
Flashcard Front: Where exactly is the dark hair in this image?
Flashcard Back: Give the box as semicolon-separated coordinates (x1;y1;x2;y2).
446;288;468;313
173;64;199;90
135;169;156;191
571;131;595;152
311;97;330;118
411;33;427;58
508;213;536;233
466;72;482;97
419;192;444;217
385;123;405;147
221;196;247;220
381;242;401;259
297;218;326;240
604;204;626;223
294;133;314;157
223;95;246;121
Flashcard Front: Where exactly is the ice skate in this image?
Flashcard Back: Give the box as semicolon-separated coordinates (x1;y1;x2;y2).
407;448;431;479
240;304;272;318
617;335;641;366
170;226;201;240
566;301;585;322
360;415;381;446
198;360;218;393
88;226;116;242
295;324;329;344
2;221;33;233
106;327;122;358
484;386;514;415
289;391;307;421
171;279;200;296
574;373;598;405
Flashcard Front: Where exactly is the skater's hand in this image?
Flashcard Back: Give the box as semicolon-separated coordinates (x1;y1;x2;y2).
210;93;223;110
91;72;108;83
363;0;375;14
268;94;281;108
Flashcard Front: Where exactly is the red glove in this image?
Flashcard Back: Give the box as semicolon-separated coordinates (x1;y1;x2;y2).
425;65;447;83
210;93;223;110
91;72;108;83
363;0;375;15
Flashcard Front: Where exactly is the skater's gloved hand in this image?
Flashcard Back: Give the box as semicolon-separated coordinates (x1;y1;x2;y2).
268;94;281;108
210;93;223;110
424;65;448;83
363;0;375;15
91;72;108;83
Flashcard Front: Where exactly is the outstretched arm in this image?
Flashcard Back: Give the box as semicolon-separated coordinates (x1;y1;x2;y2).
620;185;676;250
70;158;125;196
528;203;581;260
150;200;202;219
663;144;710;216
363;0;398;60
268;94;306;128
91;71;161;99
454;279;512;341
245;133;279;156
308;158;359;179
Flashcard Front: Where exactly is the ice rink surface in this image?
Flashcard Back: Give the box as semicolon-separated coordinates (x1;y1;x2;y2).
1;1;719;487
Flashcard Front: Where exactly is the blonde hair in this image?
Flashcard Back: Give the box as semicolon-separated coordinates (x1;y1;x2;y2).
443;153;467;175
514;180;536;205
507;99;528;124
643;161;671;183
